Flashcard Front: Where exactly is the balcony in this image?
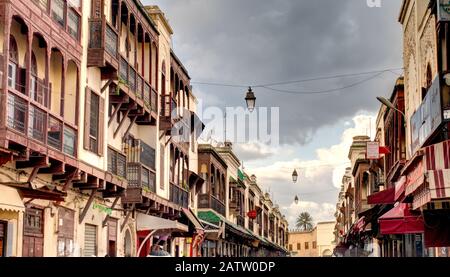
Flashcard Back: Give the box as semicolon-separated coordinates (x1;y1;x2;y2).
6;90;77;159
237;215;245;228
127;163;156;193
88;18;119;73
107;147;127;179
170;182;189;208
198;194;226;216
160;93;177;132
112;55;156;126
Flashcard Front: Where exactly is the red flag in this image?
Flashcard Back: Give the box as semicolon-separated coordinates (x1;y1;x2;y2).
379;146;391;155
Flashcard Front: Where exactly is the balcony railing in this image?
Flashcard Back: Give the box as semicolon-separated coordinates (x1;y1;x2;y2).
151;88;158;113
107;147;127;179
198;194;226;216
124;138;155;170
105;24;118;58
170;183;189;208
127;162;156;193
7;91;77;157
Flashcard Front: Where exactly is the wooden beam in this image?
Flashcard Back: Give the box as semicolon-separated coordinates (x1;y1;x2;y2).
39;162;65;174
108;102;123;127
120;206;134;232
62;169;79;192
113;105;133;138
79;189;97;224
101;79;113;94
16;156;49;169
102;196;120;227
122;116;137;140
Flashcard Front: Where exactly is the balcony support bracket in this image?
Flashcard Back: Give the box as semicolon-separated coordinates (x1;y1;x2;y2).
79;188;98;224
102;196;120;227
113;105;133;138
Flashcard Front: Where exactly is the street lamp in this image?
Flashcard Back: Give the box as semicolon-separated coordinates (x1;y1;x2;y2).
376;96;406;119
294;195;299;205
245;87;256;112
292;169;298;183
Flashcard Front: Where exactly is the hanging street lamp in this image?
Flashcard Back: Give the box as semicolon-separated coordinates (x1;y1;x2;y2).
245;87;256;112
292;169;298;183
294;195;299;205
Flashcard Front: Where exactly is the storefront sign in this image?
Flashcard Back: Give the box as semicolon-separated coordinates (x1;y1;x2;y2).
439;0;450;22
92;203;112;216
366;142;380;160
410;76;443;155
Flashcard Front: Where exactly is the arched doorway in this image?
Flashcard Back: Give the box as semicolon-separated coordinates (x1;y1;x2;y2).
124;229;133;257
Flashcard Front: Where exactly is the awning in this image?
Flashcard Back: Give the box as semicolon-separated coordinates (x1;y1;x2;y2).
136;213;189;233
368;187;395;205
182;208;204;234
379;203;424;235
394;176;407;201
426;169;450;199
0;185;25;212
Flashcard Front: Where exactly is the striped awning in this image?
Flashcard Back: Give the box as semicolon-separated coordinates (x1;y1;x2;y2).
426;169;450;199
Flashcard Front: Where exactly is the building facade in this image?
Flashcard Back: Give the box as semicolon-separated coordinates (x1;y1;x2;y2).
288;221;335;257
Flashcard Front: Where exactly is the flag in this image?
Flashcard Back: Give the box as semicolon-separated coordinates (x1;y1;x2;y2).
379;146;391;154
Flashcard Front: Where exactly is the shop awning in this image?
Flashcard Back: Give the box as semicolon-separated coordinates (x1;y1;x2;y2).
182;208;204;233
379;203;424;235
368;187;395;205
136;213;189;233
0;185;25;213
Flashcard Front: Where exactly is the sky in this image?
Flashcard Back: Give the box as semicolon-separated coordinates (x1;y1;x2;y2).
143;0;404;228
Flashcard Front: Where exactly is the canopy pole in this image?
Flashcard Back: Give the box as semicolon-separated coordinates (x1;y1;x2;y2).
136;230;157;257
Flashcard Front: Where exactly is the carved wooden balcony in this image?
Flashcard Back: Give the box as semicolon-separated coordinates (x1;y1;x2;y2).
88;18;119;76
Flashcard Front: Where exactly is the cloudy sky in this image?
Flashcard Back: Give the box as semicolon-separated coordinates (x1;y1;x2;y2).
143;0;404;228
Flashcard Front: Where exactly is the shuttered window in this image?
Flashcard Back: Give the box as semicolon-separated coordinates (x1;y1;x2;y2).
84;224;97;257
57;207;75;257
84;88;104;156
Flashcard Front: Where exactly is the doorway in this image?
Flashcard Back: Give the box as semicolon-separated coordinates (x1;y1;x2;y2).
23;208;44;257
0;221;6;257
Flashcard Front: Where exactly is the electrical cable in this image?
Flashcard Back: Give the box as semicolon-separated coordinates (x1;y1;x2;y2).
190;67;404;95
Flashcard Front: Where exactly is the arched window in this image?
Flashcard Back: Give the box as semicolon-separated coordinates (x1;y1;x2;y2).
8;36;18;88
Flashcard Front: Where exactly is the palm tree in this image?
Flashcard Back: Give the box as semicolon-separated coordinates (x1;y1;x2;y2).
296;212;314;231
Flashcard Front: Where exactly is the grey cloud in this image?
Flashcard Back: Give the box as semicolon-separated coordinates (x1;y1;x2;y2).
145;0;403;145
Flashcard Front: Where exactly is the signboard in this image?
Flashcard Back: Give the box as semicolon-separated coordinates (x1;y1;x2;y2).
438;0;450;22
366;141;380;160
410;76;443;155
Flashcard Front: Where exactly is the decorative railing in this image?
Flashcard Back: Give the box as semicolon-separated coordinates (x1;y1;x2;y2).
7;90;77;157
211;195;226;216
105;23;118;57
170;182;189;208
107;147;127;179
127;162;156;193
151;88;158;113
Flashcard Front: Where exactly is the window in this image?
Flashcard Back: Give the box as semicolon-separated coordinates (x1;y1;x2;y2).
89;92;99;153
313;241;317;249
84;88;104;155
289;244;293;251
305;242;309;250
8;36;18;89
107;147;126;178
68;9;80;40
51;0;65;27
30;53;38;102
63;127;76;156
297;243;301;250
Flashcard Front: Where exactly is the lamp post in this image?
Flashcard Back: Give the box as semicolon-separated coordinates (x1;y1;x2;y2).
376;96;406;126
245;87;256;112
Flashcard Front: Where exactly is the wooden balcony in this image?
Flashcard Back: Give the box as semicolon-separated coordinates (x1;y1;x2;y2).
159;93;177;133
108;55;157;131
198;194;226;216
169;182;189;209
88;18;119;77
